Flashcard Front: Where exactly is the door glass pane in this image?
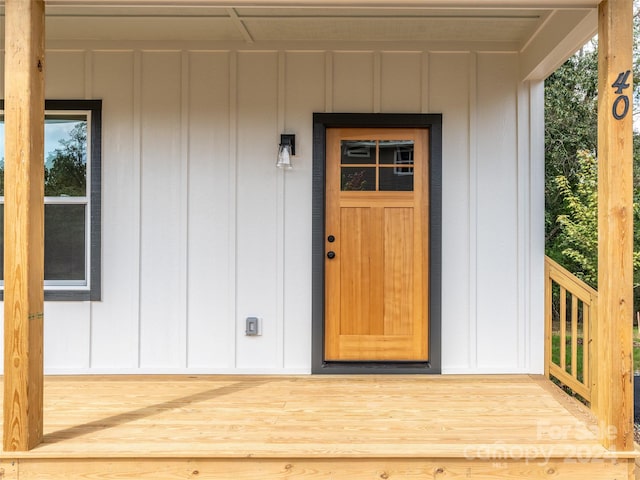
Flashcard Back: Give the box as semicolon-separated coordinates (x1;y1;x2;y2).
379;140;414;165
380;166;414;191
341;140;375;165
379;140;414;191
341;167;376;191
45;204;86;282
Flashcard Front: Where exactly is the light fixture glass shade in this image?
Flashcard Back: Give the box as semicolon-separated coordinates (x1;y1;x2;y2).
276;143;293;169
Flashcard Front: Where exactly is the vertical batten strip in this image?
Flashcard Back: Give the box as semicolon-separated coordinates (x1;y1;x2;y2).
421;51;429;114
180;50;190;368
84;50;92;99
516;80;530;370
85;49;93;369
133;50;143;369
229;51;239;368
468;52;478;369
276;51;286;369
325;52;333;113
597;0;634;451
530;80;546;373
3;0;45;452
373;52;381;113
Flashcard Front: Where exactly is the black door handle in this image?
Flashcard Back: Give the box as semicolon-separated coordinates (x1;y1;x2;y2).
327;251;336;259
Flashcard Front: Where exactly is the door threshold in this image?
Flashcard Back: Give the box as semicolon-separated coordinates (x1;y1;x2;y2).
314;361;440;374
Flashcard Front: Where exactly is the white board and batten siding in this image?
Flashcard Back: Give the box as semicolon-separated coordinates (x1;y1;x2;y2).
0;43;545;374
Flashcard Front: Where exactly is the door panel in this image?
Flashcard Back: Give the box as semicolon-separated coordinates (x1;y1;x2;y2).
339;207;375;336
383;207;414;336
325;128;429;362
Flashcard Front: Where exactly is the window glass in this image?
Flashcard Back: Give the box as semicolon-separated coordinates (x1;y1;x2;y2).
0;115;88;197
44;115;87;197
44;204;86;282
0;100;100;300
0;113;89;285
0;205;89;284
339;139;415;192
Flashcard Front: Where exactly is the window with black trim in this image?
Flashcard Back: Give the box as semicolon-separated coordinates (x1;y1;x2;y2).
0;100;102;301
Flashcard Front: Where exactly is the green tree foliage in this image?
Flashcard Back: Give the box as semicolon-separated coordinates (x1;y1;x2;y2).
552;153;640;309
554;150;599;287
545;45;598;259
546;4;640;309
553;150;640;292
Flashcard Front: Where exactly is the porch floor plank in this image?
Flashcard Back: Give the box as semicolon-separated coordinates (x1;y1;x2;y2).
0;375;635;479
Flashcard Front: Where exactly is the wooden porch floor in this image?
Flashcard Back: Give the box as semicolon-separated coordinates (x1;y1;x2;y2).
0;375;635;479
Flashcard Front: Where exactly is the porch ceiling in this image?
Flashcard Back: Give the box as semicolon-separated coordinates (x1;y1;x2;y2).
38;6;556;43
0;2;598;54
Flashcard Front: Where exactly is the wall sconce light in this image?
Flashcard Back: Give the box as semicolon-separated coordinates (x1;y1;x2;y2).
277;134;295;169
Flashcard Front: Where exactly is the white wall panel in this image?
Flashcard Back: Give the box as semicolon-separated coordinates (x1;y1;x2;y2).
529;80;547;374
475;53;520;370
139;51;186;368
332;52;374;112
90;51;140;369
283;52;325;370
517;80;531;371
380;52;422;113
46;51;86;98
35;50;94;373
235;51;279;369
187;51;233;368
0;42;544;374
430;52;472;372
44;303;91;371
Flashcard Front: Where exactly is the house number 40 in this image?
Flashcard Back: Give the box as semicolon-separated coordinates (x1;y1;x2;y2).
611;70;631;120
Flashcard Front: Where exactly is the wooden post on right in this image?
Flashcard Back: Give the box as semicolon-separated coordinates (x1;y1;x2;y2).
596;0;634;452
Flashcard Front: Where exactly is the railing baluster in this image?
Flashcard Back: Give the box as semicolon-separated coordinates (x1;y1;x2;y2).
571;294;578;377
544;270;552;378
583;304;590;385
560;286;567;371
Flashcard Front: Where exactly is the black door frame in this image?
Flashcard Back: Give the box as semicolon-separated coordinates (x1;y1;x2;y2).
312;113;442;374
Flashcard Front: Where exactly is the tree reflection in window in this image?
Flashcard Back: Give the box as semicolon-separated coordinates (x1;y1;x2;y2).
44;119;86;197
341;168;376;191
0;99;102;300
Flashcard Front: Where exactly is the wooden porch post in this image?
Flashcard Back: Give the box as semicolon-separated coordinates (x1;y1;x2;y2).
596;0;634;451
3;0;46;452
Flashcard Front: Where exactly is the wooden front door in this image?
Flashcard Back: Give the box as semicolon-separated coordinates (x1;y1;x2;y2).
325;128;429;361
